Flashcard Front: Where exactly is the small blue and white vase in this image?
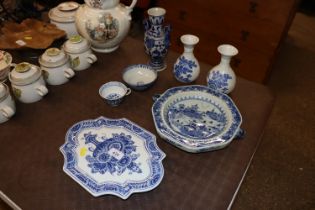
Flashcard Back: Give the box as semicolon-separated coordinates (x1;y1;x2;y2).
173;34;200;83
206;44;238;94
144;7;171;71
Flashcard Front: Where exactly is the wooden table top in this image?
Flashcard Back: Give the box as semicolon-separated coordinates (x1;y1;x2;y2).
0;36;274;210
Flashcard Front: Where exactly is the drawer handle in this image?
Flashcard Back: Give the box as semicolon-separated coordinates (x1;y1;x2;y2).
241;30;250;42
179;10;187;21
249;1;258;13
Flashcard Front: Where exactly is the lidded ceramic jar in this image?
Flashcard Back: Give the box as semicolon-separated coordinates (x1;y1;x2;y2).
63;35;97;71
0;83;15;123
9;62;48;103
39;48;75;85
0;51;13;83
49;1;80;38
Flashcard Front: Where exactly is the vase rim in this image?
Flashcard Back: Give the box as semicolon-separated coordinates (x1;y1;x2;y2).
148;7;166;17
217;44;238;56
181;34;199;45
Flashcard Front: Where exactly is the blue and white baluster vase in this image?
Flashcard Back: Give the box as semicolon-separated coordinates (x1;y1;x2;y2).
144;7;171;71
206;44;239;94
173;34;200;83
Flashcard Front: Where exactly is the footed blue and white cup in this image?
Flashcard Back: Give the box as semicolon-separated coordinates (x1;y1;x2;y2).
99;81;131;106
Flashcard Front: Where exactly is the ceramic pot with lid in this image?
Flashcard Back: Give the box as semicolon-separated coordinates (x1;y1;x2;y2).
0;83;15;123
9;62;49;103
39;48;75;85
0;51;14;83
63;35;97;71
49;1;80;38
75;0;137;53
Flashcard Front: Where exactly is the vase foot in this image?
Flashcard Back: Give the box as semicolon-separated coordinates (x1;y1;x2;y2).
149;62;167;72
91;45;119;53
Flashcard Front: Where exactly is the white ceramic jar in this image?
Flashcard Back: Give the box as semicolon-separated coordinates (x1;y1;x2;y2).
63;35;97;71
0;83;15;123
39;48;75;85
0;51;14;83
49;1;80;38
9;62;49;103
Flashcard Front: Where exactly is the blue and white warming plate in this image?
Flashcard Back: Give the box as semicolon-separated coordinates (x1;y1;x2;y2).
60;116;166;199
152;85;242;153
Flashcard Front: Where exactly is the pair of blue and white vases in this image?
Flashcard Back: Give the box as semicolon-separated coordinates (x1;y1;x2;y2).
143;7;238;94
173;35;238;94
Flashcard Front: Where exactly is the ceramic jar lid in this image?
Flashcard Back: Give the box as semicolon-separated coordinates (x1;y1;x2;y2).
39;48;69;68
9;62;42;86
0;83;9;101
63;35;91;54
48;1;80;23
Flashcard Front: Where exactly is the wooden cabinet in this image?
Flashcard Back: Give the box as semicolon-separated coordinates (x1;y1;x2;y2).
156;0;299;83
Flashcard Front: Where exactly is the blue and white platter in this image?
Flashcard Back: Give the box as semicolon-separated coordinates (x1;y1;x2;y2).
152;85;242;153
60;116;166;199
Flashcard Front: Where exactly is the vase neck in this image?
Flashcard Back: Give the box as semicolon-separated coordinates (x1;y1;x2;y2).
220;55;232;64
183;44;195;53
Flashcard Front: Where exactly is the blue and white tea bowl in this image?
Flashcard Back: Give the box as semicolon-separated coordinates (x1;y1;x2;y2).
122;64;157;91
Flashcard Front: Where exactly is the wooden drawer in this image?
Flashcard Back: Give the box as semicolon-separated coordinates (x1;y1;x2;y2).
156;0;298;82
158;0;297;25
169;24;271;83
161;6;283;55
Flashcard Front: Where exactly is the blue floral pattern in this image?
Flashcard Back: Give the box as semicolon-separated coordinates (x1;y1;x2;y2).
60;117;166;198
174;56;197;83
207;71;232;93
84;132;142;175
106;93;121;100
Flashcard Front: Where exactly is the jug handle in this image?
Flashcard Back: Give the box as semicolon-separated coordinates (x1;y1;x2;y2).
126;0;137;11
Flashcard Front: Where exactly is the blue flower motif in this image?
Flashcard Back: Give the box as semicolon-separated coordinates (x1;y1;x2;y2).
207;71;232;92
174;56;197;83
84;132;142;175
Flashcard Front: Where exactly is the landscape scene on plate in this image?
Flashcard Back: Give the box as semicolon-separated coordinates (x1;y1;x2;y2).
168;103;227;138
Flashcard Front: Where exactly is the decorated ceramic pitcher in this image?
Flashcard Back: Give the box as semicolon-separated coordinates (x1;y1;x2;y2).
75;0;137;53
144;7;171;71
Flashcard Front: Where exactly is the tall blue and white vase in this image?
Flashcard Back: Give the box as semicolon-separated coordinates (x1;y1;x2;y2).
173;34;200;83
144;7;171;71
206;44;238;94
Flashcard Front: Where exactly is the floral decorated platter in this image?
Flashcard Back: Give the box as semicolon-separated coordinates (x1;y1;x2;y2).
152;85;242;153
60;116;166;199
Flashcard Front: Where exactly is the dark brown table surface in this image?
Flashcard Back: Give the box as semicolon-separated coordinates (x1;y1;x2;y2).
0;37;274;210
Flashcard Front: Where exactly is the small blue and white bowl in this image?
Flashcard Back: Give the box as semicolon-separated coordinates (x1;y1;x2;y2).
122;64;157;91
99;81;131;106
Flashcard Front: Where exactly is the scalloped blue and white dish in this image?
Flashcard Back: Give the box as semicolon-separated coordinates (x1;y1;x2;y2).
152;85;242;153
60;116;166;199
122;64;157;91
